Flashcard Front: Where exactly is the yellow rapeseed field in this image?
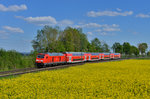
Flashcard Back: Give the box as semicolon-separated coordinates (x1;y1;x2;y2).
0;59;150;98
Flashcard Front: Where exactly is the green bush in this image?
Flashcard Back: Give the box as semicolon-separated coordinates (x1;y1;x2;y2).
0;49;36;71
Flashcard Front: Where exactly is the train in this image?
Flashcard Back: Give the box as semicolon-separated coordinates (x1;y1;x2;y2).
35;52;121;68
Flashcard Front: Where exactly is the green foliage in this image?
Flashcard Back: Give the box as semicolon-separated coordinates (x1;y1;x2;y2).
147;51;150;56
112;42;123;53
123;42;131;55
102;43;110;52
79;29;89;52
91;38;102;52
138;43;148;55
32;26;61;53
112;42;141;56
130;46;139;56
0;49;35;71
62;27;75;51
87;42;95;52
32;26;102;53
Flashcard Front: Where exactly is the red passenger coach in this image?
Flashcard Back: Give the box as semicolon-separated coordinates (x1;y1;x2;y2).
84;53;91;61
103;53;110;59
90;53;101;61
36;53;66;67
110;53;114;59
64;52;85;63
114;53;121;59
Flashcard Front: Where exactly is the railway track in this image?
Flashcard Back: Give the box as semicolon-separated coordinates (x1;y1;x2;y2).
0;63;85;78
0;58;136;78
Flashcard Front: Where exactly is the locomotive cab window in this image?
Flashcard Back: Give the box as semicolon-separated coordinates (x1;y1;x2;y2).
37;55;45;58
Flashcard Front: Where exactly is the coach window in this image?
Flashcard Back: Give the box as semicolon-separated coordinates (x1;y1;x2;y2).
59;57;61;61
52;57;54;62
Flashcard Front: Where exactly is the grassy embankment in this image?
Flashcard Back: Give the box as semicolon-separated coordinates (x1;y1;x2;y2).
0;49;36;71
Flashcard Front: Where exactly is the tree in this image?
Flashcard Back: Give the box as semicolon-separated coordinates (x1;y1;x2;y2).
32;26;91;53
112;42;123;53
55;41;65;52
91;38;102;52
62;27;74;51
78;28;89;52
87;42;95;52
123;42;131;55
102;43;110;52
130;46;139;56
31;26;60;52
138;43;148;55
147;51;150;56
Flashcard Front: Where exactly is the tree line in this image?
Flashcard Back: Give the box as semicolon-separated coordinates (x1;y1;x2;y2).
32;25;150;56
32;26;110;53
0;49;36;71
0;25;150;71
112;42;149;56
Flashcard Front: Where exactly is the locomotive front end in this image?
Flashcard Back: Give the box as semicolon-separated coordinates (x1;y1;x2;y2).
36;53;45;67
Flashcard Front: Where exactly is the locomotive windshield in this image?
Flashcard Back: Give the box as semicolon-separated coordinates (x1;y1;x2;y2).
37;55;45;58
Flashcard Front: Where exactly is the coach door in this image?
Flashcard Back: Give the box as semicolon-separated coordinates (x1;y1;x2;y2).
102;55;104;59
85;56;86;61
69;56;72;62
89;56;91;60
99;55;101;59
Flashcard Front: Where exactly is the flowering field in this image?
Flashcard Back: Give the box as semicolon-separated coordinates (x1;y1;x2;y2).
0;59;150;98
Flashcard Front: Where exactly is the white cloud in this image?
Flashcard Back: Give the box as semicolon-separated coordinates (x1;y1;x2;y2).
111;24;119;27
76;23;101;28
99;32;108;36
3;26;24;33
16;16;74;26
100;24;120;28
87;32;93;35
116;8;122;11
76;23;120;36
95;29;102;32
58;20;74;26
0;30;7;34
136;13;150;18
77;23;120;29
87;10;133;17
0;4;27;12
0;26;23;39
83;23;101;28
99;32;115;36
103;28;120;32
24;16;57;26
0;30;8;39
92;24;120;36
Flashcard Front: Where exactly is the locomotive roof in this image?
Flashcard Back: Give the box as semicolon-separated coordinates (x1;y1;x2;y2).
46;52;64;56
64;52;85;54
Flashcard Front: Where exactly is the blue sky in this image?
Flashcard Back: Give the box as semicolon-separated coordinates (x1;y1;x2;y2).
0;0;150;52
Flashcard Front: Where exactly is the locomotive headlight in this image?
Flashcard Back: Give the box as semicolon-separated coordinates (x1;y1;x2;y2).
36;59;39;61
41;60;43;62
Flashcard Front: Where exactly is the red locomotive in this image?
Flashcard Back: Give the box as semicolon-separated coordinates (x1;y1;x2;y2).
36;52;121;67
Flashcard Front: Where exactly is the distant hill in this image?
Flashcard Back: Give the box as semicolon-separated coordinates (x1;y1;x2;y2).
20;52;31;56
